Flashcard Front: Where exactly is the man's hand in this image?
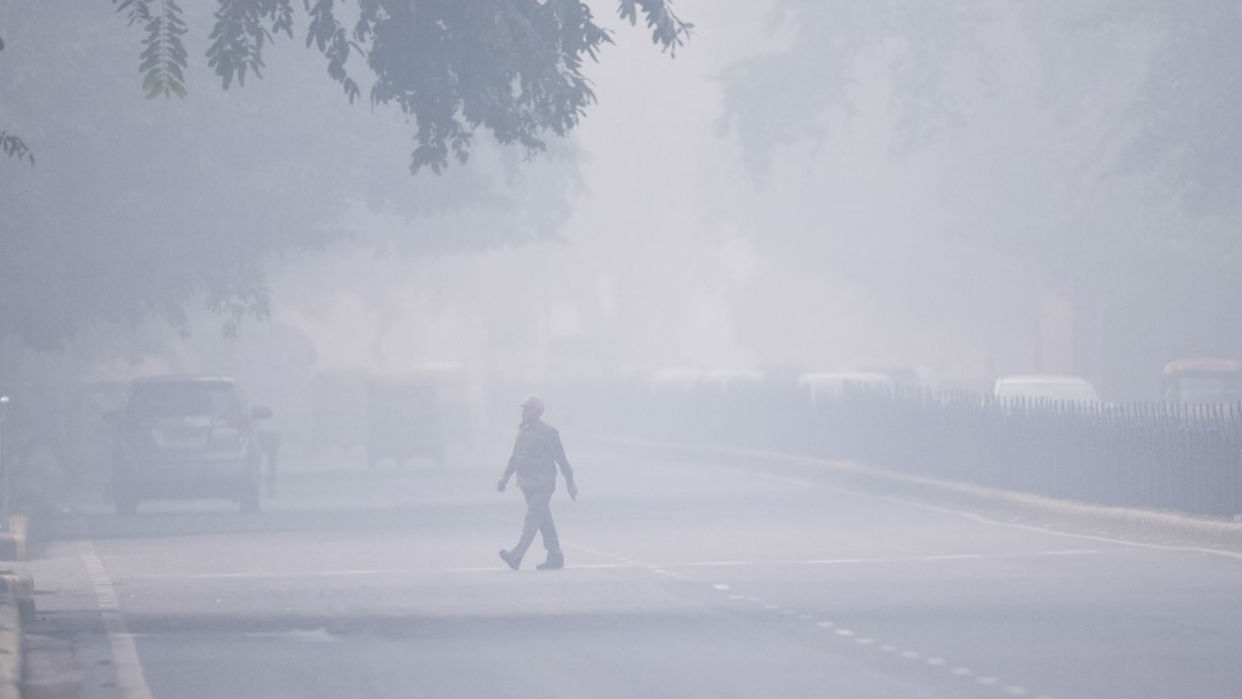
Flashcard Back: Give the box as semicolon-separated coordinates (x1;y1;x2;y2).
496;478;507;493
566;480;578;500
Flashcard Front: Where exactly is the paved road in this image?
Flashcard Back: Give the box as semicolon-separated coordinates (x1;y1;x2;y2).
21;444;1242;699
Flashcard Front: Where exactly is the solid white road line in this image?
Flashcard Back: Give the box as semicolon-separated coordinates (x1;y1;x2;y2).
80;540;154;699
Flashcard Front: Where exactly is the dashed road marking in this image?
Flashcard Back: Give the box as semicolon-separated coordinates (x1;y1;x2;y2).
570;538;1047;699
438;563;630;573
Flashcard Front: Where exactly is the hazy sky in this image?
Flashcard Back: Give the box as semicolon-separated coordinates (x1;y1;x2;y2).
4;1;1237;402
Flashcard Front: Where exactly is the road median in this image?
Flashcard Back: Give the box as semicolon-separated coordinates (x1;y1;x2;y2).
0;589;25;699
583;435;1242;553
0;516;28;563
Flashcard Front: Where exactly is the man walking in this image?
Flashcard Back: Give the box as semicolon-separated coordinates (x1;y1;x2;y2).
498;394;578;570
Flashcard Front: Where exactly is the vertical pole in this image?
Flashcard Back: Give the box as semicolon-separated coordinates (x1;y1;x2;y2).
0;395;9;530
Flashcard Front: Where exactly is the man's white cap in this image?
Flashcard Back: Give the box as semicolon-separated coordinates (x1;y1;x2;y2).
520;394;545;416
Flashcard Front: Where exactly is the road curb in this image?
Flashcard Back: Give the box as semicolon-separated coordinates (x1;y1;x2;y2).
0;571;34;628
0;594;23;699
0;516;28;563
584;436;1242;553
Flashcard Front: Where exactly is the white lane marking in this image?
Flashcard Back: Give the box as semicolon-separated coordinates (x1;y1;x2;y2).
124;552;1090;578
800;553;982;565
438;563;631;573
244;628;336;643
184;569;378;579
668;549;1099;569
569;539;1050;697
80;540;154;699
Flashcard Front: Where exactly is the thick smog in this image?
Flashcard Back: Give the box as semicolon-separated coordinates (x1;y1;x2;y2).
0;2;1239;698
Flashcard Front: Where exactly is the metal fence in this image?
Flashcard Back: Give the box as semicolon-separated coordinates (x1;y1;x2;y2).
552;381;1242;517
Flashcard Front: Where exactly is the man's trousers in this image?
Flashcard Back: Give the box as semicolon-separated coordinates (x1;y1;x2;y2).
512;487;560;560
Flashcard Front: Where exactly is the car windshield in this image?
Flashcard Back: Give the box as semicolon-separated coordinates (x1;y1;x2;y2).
129;381;241;419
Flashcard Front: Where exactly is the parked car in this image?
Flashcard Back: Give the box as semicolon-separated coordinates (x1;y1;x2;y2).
993;374;1099;404
649;368;765;395
110;376;273;515
796;371;895;407
1162;358;1241;404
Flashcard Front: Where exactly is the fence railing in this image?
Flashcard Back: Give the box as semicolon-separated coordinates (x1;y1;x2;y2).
550;381;1242;517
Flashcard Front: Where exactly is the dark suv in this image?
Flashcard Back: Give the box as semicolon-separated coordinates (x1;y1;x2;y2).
111;376;272;515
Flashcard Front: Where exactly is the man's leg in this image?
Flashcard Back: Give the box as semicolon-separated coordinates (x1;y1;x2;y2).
529;490;564;569
512;487;552;561
535;491;560;555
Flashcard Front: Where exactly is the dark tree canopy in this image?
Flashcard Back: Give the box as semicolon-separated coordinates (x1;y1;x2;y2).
0;1;691;350
115;0;692;173
0;38;34;164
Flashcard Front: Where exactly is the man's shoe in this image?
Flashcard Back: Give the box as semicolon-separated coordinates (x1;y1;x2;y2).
536;552;564;570
499;549;520;570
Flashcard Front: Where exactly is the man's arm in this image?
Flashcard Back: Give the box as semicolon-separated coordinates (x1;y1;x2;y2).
497;437;519;492
553;431;577;499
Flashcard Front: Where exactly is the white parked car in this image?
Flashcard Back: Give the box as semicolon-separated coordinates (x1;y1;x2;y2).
993;374;1099;404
